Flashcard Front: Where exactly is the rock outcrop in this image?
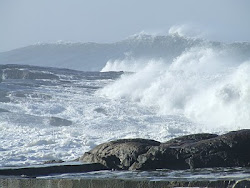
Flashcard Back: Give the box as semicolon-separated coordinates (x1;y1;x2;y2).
79;139;160;170
80;129;250;170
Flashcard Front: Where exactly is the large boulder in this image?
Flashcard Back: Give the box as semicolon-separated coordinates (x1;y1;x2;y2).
79;129;250;170
79;139;160;170
130;133;218;170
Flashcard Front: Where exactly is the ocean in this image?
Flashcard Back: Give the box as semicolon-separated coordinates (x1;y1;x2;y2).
0;33;250;167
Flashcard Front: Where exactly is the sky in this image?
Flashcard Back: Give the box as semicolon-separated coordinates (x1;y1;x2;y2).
0;0;250;52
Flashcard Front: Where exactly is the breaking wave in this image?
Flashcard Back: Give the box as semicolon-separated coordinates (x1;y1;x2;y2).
100;39;250;130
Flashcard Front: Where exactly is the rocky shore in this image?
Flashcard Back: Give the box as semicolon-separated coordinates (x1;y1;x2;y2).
1;178;250;188
80;129;250;170
1;129;250;187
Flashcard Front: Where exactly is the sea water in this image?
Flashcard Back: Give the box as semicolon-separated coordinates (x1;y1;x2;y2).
0;33;250;168
39;167;250;181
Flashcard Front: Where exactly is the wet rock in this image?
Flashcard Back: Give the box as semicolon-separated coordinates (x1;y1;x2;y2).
43;159;64;164
184;129;250;169
49;117;72;126
164;133;218;145
80;130;250;170
131;133;219;170
0;163;107;177
79;139;161;170
94;107;107;115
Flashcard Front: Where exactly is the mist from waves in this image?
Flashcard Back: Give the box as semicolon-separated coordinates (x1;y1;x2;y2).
100;45;250;132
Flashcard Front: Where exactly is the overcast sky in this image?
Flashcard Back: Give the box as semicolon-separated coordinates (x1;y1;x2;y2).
0;0;250;52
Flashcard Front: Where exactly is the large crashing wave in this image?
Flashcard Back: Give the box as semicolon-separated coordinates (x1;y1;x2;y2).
100;35;250;130
1;32;250;129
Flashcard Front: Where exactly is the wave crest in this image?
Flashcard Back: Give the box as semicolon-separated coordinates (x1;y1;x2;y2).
99;45;250;130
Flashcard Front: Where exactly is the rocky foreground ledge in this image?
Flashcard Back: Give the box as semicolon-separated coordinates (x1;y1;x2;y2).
80;129;250;170
1;178;250;188
1;130;250;187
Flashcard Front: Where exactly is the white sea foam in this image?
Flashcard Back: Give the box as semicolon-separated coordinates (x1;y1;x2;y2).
0;66;195;166
101;58;160;72
100;46;250;131
186;62;250;128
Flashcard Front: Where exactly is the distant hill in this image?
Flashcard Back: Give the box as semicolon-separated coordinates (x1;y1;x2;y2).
0;34;249;71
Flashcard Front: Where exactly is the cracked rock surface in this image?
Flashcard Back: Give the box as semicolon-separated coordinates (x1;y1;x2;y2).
80;129;250;170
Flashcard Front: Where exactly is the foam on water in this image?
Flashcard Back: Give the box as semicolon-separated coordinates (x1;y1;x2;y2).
39;167;250;181
0;65;194;167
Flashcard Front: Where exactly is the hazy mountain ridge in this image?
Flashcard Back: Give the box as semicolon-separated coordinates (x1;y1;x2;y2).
0;34;249;71
0;34;204;71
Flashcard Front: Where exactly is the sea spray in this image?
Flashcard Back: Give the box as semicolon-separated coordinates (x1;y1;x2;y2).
186;62;250;129
100;46;250;131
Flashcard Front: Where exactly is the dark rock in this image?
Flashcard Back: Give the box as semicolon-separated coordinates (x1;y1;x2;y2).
79;139;161;170
184;129;250;169
43;159;64;164
132;129;250;170
80;129;250;171
94;107;107;115
49;117;72;126
0;178;238;188
164;133;218;145
0;163;107;177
